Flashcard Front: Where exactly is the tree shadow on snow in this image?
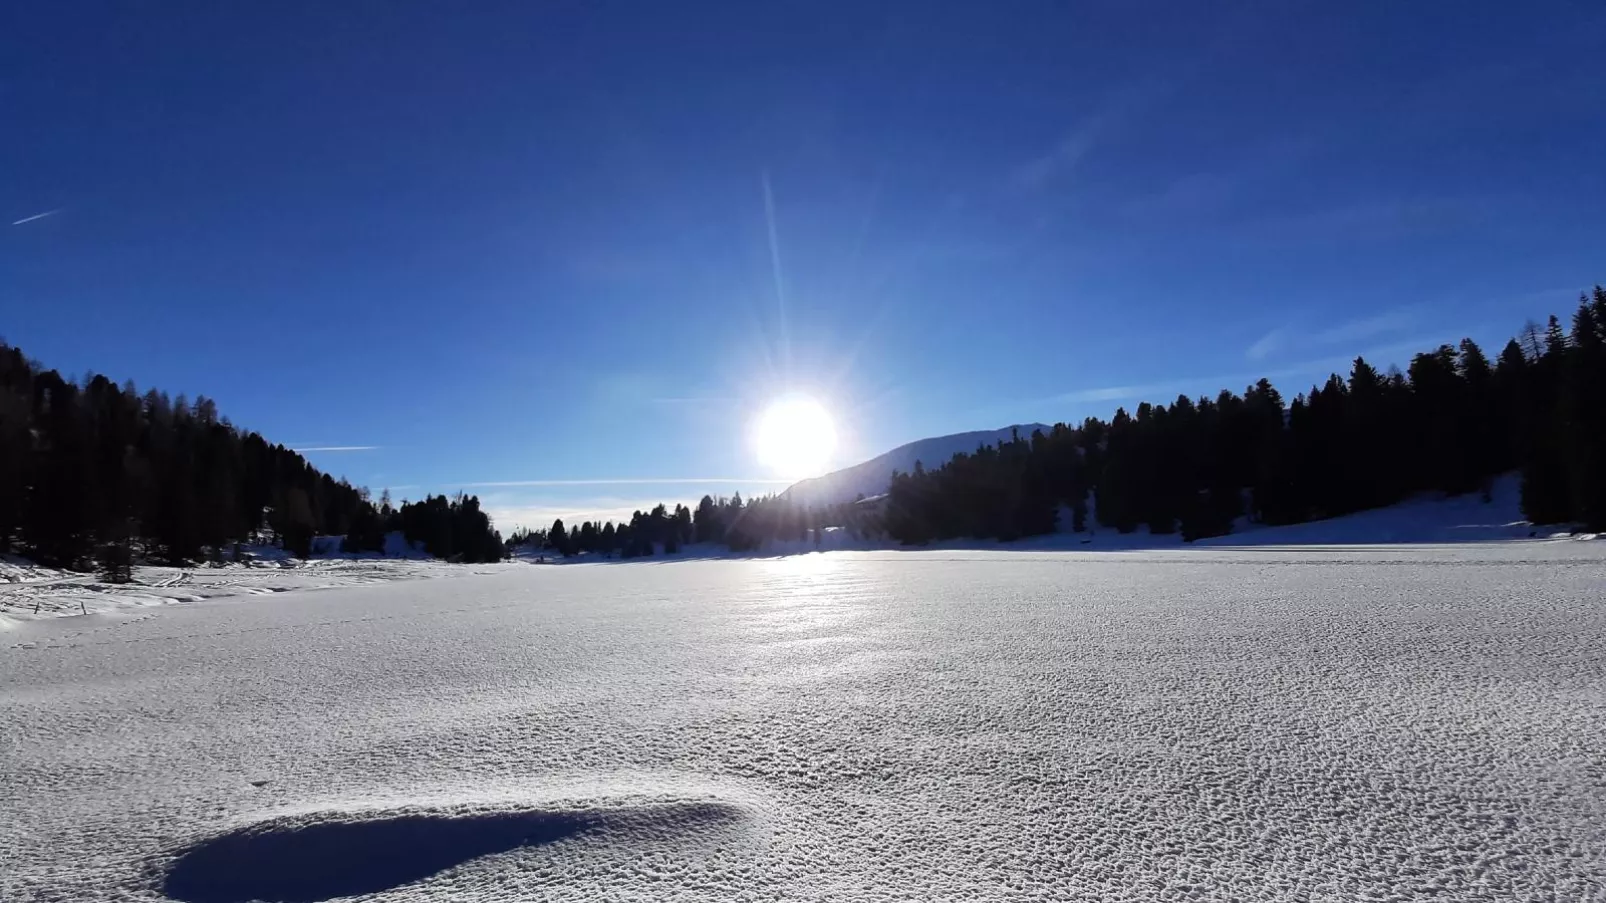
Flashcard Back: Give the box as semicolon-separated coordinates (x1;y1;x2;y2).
163;810;592;903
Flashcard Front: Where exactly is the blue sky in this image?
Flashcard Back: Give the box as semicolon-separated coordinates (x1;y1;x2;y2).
4;1;1604;528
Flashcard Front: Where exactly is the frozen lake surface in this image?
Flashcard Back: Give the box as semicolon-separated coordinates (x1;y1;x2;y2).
5;544;1605;902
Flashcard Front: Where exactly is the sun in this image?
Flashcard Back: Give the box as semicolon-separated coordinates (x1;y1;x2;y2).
753;396;837;480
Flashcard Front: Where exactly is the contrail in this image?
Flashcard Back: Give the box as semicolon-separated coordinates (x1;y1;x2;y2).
11;209;61;226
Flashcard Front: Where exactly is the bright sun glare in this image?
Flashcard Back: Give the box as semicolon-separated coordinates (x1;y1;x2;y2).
754;396;837;480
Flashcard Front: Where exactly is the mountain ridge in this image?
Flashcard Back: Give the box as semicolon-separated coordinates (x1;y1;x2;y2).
784;424;1051;507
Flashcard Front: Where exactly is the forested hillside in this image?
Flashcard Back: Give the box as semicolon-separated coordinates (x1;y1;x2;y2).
0;344;504;571
881;288;1606;543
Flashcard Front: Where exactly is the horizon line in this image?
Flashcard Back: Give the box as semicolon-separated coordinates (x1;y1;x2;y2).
457;477;796;488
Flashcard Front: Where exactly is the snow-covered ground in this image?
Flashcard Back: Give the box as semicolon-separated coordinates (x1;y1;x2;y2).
0;532;503;626
4;542;1605;901
0;554;518;627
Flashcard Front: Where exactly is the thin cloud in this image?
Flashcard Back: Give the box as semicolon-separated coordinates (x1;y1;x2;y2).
1245;328;1288;361
294;445;380;452
649;395;736;408
479;492;741;530
459;477;792;488
1515;286;1591;307
1056;385;1147;404
1248;196;1495;243
1117;134;1320;226
1247;306;1417;364
1314;308;1417;346
1009;126;1103;190
11;208;61;226
485;502;658;530
1007;80;1171;192
1121;171;1239;222
1045;336;1462;410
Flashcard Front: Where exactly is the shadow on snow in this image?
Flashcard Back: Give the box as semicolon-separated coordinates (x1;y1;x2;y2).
163;810;592;903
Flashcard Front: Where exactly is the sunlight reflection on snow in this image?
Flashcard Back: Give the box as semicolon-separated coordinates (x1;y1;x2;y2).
758;552;838;581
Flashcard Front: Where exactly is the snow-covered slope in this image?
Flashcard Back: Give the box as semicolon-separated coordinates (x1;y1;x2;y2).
1201;472;1551;546
775;472;1562;553
785;423;1050;507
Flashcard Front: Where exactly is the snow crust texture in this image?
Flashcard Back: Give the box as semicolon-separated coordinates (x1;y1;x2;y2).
4;543;1605;901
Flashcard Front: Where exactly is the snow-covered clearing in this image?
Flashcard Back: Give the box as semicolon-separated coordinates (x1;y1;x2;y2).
7;474;1586;626
0;555;516;627
4;542;1605;902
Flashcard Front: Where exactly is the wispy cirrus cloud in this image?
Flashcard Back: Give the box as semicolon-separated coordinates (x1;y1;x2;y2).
1048;335;1463;411
11;208;61;226
1313;308;1420;346
1245;328;1289;361
1245;305;1424;362
1007;81;1169;192
648;395;738;410
485;506;626;530
484;502;657;530
1009;125;1105;191
1054;385;1149;404
1246;196;1497;244
480;491;755;530
1120;170;1243;223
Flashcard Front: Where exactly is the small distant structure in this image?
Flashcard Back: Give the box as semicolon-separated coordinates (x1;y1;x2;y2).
854;493;890;516
846;493;890;540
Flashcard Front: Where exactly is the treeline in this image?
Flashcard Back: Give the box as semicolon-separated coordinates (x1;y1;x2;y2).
506;492;868;558
508;502;695;558
883;289;1606;543
0;343;504;572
